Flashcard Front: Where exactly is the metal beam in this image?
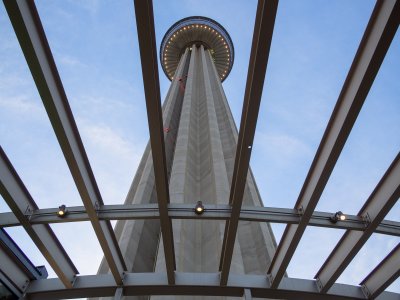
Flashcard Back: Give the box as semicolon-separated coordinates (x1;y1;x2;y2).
0;228;48;297
360;243;400;299
0;229;47;280
267;0;400;288
315;153;400;293
0;148;77;288
3;0;126;285
22;272;399;300
133;0;176;284
0;240;31;297
0;269;25;298
1;204;399;237
219;0;279;285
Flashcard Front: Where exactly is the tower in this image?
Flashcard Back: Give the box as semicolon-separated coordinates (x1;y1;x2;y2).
96;16;277;299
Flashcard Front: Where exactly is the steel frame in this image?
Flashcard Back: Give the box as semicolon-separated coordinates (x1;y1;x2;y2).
0;147;77;288
19;273;400;300
1;204;399;237
315;153;400;293
1;0;399;299
219;0;279;285
360;243;400;299
0;229;43;297
133;0;176;285
3;0;126;285
267;0;400;289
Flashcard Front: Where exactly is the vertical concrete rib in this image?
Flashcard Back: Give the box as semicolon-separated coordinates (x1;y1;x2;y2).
202;48;245;275
206;46;277;277
95;49;190;300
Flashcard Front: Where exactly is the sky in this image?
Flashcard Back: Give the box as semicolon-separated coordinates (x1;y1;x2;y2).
0;0;399;295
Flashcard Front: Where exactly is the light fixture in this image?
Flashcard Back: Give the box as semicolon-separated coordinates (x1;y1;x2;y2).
57;205;68;217
194;201;204;215
330;211;346;223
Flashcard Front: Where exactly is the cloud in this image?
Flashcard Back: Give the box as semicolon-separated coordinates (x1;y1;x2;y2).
255;131;311;166
78;121;144;204
66;0;100;16
58;54;87;68
0;95;42;115
80;123;137;159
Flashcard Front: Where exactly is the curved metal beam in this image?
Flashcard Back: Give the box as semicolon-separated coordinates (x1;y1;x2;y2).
23;272;400;300
0;204;399;237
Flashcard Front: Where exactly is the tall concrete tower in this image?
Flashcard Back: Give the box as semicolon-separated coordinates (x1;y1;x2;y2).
96;16;277;300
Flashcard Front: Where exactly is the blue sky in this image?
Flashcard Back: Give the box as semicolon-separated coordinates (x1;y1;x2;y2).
0;0;399;294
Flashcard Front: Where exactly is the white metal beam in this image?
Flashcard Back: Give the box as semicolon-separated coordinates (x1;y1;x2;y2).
22;272;400;300
1;204;399;237
133;0;176;284
219;0;279;285
0;147;78;288
3;0;126;285
267;0;400;288
360;243;400;299
0;247;31;297
315;153;400;293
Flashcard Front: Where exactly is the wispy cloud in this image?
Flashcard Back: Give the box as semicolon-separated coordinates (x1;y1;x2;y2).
78;120;144;204
80;122;138;159
57;54;87;68
0;95;42;115
255;131;312;166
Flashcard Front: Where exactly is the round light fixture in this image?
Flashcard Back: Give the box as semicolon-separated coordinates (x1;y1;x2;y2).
194;201;205;215
57;205;68;218
330;211;346;223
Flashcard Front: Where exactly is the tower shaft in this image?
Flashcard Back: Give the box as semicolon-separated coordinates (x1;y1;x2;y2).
96;44;277;300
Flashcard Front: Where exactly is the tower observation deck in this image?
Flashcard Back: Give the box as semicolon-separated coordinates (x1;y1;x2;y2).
160;16;234;82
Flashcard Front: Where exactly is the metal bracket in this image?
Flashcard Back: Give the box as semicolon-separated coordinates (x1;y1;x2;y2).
362;213;371;228
70;274;77;286
21;279;30;292
94;201;101;216
24;205;33;221
297;205;304;217
361;284;371;299
315;277;323;292
267;273;274;287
